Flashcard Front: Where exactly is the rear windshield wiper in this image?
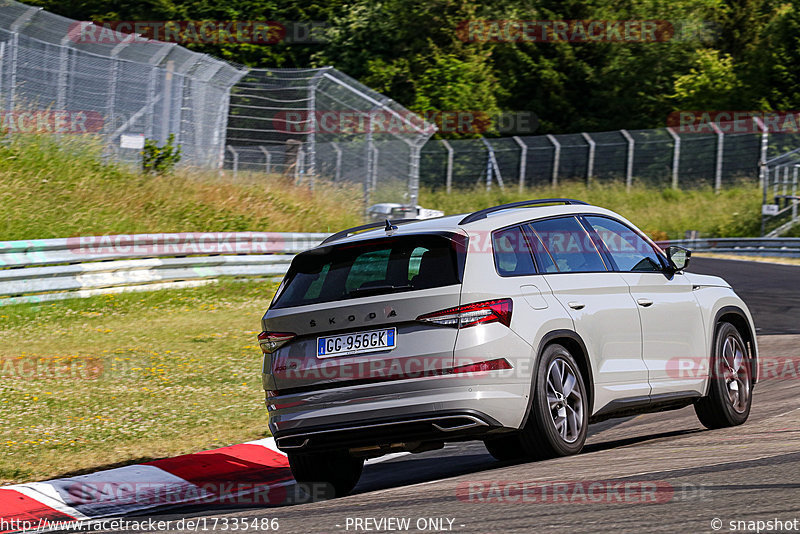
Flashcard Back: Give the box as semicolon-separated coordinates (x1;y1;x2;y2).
347;284;413;298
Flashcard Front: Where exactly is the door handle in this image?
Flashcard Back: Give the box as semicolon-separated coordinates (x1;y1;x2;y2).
568;301;585;310
637;298;654;307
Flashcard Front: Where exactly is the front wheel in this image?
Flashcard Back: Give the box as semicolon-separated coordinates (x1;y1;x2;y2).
518;343;589;459
287;449;364;499
694;322;753;429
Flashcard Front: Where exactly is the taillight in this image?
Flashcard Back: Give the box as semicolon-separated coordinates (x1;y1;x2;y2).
258;331;296;354
451;358;513;374
416;298;513;328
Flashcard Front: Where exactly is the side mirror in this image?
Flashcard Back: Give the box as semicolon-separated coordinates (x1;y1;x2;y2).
666;246;691;272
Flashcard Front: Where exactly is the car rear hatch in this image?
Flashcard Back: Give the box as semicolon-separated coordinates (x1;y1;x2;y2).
261;232;467;393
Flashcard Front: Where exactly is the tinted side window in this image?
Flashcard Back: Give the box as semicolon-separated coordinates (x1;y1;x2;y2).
492;226;536;276
584;216;665;272
528;217;607;273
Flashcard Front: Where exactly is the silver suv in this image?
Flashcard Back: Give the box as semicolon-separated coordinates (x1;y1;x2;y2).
259;199;757;497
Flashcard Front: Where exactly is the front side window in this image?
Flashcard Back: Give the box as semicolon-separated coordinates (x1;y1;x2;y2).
584;216;665;272
528;217;607;273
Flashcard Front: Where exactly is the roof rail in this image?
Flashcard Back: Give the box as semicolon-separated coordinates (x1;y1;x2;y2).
320;219;419;245
459;198;589;225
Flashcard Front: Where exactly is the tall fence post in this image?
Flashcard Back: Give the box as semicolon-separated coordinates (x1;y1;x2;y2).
441;139;454;194
305;68;328;178
620;129;634;191
408;139;423;208
513;136;527;192
330;142;342;182
371;145;379;193
0;42;5;112
581;132;595;185
667;127;681;189
755;117;769;190
710;122;724;193
258;146;272;174
8;7;42;112
546;134;560;187
56;36;71;113
160;60;175;142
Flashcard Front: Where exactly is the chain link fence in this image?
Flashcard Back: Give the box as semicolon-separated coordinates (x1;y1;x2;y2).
224;67;435;207
0;0;246;168
421;127;800;193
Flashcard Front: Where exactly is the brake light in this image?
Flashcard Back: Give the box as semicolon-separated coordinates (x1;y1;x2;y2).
258;331;296;354
452;358;513;374
416;298;513;328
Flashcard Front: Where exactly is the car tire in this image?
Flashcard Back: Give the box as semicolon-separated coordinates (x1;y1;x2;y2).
287;449;364;499
519;343;589;459
694;322;753;429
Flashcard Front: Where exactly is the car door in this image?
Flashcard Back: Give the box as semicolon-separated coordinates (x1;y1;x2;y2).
582;215;707;397
527;216;650;413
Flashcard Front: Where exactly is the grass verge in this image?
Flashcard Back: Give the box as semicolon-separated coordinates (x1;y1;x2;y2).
0;280;277;484
420;182;763;240
0;135;361;240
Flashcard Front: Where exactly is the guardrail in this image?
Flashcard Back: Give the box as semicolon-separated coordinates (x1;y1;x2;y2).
3;233;798;306
658;237;800;258
0;232;330;306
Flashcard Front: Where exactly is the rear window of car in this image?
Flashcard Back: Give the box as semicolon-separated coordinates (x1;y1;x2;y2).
270;234;466;309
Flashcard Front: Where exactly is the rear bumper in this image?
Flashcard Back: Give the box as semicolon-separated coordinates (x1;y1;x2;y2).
274;410;502;452
266;374;530;453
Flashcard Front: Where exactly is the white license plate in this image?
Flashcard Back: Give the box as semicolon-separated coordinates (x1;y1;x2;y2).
317;328;396;358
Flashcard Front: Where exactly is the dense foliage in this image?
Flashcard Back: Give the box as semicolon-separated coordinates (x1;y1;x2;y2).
27;0;800;136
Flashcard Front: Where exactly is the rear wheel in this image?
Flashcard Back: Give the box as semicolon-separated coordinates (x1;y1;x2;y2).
519;343;589;459
287;449;364;499
486;344;589;462
694;322;752;429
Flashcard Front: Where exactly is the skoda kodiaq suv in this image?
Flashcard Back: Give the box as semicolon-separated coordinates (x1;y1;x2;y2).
259;199;757;496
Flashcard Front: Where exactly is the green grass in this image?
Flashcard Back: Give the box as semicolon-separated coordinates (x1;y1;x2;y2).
420;182;763;240
0;135;361;240
0;280;278;484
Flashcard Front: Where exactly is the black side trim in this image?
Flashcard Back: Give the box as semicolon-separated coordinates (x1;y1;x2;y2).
519;329;595;429
589;391;702;423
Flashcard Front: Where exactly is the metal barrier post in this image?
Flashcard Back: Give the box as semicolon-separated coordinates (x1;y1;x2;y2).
330;142;342;182
546;134;560;187
227;146;239;178
755;117;769;190
258;146;272;174
581;132;595;185
667;127;681;189
710;122;724;193
620;129;634;191
441;139;454;193
513;136;527;192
